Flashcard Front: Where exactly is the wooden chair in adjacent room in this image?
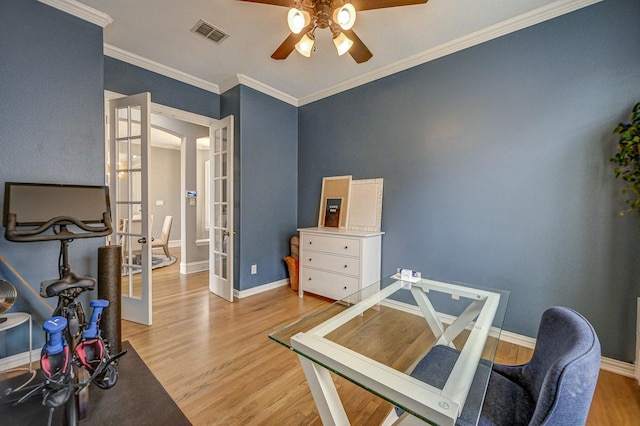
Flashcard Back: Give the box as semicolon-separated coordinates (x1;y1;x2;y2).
151;215;173;258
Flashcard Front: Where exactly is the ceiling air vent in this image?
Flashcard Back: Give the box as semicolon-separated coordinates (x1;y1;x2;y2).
192;19;229;44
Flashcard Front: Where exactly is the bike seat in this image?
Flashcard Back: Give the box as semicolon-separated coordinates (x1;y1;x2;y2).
41;272;96;298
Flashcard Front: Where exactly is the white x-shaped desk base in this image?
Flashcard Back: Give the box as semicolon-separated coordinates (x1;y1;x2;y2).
291;278;501;426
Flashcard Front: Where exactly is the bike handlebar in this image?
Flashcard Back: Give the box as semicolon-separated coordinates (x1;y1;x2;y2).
4;212;113;242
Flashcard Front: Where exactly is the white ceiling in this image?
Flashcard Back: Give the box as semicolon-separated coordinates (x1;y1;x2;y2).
52;0;600;105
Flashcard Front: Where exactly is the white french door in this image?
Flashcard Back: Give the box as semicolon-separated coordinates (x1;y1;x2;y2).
108;93;153;325
209;115;234;302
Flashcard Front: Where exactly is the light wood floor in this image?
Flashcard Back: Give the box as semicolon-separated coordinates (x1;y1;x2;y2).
122;250;640;425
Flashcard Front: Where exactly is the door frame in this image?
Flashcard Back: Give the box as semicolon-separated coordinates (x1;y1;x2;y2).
208;115;235;302
104;91;235;308
106;90;221;253
108;92;153;325
150;102;221;275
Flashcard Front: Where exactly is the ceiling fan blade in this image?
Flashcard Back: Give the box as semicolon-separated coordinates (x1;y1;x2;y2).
237;0;293;7
351;0;427;11
271;25;313;60
271;34;301;60
343;29;372;63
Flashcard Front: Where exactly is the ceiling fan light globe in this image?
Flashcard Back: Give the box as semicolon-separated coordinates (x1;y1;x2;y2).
287;8;311;34
295;33;315;57
333;31;353;56
333;3;356;30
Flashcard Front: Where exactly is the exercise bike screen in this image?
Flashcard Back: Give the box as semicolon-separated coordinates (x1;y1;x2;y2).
3;182;110;227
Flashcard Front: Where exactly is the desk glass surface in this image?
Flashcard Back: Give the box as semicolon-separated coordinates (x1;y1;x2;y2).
269;275;510;425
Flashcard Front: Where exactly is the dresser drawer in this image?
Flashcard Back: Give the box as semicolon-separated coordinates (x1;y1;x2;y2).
303;234;359;257
301;252;360;276
301;268;359;299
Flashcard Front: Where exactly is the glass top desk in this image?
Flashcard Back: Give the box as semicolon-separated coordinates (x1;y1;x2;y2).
269;274;510;426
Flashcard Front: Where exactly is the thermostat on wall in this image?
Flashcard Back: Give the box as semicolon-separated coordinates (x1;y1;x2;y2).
186;190;197;198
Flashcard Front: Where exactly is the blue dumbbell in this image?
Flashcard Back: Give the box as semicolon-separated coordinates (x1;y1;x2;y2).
43;316;67;355
84;299;109;339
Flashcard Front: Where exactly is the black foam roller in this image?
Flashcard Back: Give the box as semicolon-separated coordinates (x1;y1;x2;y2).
98;245;122;353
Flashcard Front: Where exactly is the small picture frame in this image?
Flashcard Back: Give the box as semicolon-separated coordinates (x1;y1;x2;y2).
323;198;343;228
318;175;351;228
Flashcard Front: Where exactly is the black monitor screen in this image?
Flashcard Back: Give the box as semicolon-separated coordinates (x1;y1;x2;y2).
3;182;111;227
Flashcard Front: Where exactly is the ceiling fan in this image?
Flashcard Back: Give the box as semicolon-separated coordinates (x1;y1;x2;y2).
239;0;428;63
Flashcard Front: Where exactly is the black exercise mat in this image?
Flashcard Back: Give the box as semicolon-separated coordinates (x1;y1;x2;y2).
0;341;191;425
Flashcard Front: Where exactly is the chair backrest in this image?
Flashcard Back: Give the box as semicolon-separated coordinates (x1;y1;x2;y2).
160;215;173;241
521;307;601;425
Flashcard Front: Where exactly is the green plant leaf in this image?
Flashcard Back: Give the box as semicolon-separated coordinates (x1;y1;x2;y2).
610;101;640;215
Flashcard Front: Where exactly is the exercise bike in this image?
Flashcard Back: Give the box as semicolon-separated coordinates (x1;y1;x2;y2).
3;182;126;425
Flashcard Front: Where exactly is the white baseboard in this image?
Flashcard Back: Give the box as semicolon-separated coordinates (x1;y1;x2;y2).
180;260;209;275
234;278;290;299
601;356;636;378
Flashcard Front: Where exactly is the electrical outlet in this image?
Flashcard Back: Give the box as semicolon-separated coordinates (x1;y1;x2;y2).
251;264;257;275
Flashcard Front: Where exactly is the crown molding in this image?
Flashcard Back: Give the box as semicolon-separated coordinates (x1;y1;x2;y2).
297;0;603;106
235;75;299;107
218;76;241;96
48;0;601;106
38;0;113;28
103;46;297;106
104;44;220;94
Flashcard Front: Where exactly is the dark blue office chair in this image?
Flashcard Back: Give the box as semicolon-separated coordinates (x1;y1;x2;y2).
394;306;601;426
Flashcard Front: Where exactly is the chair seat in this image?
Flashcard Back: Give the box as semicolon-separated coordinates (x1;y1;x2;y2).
395;345;535;426
478;369;535;426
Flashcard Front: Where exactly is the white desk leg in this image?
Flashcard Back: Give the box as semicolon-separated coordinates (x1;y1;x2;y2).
297;355;350;425
381;409;400;426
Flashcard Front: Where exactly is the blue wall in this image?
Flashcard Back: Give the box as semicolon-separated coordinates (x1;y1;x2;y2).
235;86;298;290
298;0;640;361
2;0;639;364
0;0;105;355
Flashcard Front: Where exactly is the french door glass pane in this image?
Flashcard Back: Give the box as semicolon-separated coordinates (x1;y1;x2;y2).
221;178;227;203
221;256;227;279
131;171;142;203
215;229;222;252
221;152;227;176
221;205;227;228
221;128;227;151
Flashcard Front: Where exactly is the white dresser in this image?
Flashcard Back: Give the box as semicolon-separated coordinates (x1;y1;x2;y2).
298;227;383;300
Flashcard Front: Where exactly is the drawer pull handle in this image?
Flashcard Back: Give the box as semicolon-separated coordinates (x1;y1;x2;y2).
308;277;312;281
309;258;312;262
344;246;348;249
344;265;348;268
309;241;313;245
343;286;347;290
